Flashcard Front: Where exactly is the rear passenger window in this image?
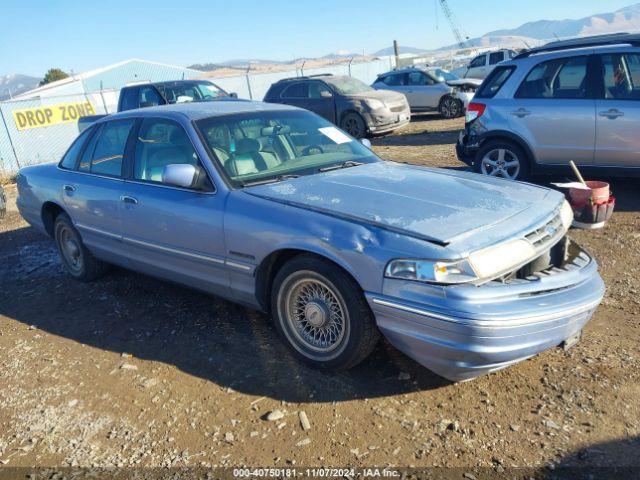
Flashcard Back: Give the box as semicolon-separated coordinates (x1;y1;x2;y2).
601;53;640;100
516;56;588;99
119;88;139;111
139;87;163;107
59;127;92;170
82;120;134;177
489;52;504;65
282;83;308;98
475;66;515;99
382;74;404;86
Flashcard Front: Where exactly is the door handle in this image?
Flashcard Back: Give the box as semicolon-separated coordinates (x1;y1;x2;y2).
510;108;531;118
63;184;76;193
120;195;138;205
599;109;624;119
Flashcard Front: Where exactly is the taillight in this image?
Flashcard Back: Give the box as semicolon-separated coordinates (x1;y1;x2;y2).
465;102;486;123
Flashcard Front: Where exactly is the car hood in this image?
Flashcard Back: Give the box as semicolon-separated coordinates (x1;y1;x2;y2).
446;78;482;88
245;162;561;247
348;89;406;104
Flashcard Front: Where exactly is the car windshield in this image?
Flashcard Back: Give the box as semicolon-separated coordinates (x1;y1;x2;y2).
431;69;458;82
323;76;374;95
196;110;379;187
156;82;228;104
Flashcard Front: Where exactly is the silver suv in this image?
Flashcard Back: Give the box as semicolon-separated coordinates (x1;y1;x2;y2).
457;33;640;181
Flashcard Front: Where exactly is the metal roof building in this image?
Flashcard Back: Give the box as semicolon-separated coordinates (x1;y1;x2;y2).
14;58;203;100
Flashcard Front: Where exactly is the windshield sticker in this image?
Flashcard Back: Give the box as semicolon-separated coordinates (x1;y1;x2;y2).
318;127;352;144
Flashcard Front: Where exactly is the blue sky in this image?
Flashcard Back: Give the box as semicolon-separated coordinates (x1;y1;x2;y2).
1;0;637;76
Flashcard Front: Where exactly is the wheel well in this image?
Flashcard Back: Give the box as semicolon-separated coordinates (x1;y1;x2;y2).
41;202;65;237
254;249;360;312
479;134;534;165
339;109;363;125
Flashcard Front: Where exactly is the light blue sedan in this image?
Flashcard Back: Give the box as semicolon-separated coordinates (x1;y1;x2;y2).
16;101;604;381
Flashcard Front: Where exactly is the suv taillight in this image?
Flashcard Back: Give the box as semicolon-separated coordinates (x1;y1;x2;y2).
465;102;486;123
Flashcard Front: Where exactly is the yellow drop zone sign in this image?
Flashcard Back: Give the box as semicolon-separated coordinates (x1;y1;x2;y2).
12;101;96;131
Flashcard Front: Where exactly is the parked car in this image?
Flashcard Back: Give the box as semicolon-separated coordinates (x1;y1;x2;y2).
457;33;640;180
16;101;604;382
0;184;5;219
78;79;237;132
372;67;481;118
263;74;410;138
463;49;517;79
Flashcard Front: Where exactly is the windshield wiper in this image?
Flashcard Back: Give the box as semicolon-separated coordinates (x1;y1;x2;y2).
242;174;300;187
318;161;364;172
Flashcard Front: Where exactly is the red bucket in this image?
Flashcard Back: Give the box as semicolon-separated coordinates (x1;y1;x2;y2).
569;181;610;207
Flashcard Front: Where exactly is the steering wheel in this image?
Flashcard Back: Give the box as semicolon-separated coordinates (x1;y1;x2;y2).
302;145;324;156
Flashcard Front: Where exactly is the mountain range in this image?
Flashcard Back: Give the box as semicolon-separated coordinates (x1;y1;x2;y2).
0;73;41;100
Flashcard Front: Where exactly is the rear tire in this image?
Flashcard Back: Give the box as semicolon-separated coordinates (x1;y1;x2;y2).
271;255;379;370
439;95;463;119
340;112;367;139
54;213;107;281
475;140;530;181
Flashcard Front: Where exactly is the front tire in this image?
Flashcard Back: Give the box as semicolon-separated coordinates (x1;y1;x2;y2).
439;95;463;119
475;140;530;181
54;213;107;281
340;112;367;139
271;255;379;370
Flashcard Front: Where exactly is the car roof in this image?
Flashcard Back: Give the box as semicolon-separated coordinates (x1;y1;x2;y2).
101;100;301;123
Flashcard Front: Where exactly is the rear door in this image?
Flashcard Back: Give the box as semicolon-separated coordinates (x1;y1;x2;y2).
63;119;136;259
278;82;310;110
507;55;596;166
120;117;230;296
594;51;640;167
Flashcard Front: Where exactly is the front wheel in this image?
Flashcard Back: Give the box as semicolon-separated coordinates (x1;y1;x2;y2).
271;255;379;370
340;112;367;138
439;95;463;119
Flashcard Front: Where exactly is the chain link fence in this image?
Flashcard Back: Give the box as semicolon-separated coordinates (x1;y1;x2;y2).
0;58;395;177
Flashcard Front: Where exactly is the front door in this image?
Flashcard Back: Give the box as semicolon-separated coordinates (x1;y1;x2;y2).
307;81;336;122
404;71;440;109
507;55;596;166
120;117;230;296
594;52;640;167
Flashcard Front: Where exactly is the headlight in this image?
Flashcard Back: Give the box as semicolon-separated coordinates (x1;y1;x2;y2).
560;200;573;230
385;258;478;284
468;239;536;279
365;99;386;110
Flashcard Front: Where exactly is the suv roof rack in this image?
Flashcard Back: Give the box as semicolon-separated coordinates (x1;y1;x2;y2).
276;73;334;83
514;32;640;59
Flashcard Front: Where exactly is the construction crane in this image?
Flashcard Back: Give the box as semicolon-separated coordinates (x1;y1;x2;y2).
438;0;469;50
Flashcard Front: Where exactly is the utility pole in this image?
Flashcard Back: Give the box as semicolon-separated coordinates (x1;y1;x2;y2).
393;40;400;69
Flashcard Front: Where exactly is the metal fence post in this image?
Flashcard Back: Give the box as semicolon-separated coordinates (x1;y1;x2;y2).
245;66;253;100
0;104;20;169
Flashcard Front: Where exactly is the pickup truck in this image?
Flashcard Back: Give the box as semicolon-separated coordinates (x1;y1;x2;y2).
463;49;517;79
78;79;237;131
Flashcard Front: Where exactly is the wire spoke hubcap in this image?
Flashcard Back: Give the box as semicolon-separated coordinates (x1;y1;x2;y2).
481;148;520;179
286;279;346;353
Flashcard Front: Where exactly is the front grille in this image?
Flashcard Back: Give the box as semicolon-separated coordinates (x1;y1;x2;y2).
524;213;564;250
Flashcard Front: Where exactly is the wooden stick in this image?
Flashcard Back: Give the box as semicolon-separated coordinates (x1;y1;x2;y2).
569;160;587;185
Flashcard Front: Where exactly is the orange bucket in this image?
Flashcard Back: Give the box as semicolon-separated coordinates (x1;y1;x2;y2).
569;181;610;207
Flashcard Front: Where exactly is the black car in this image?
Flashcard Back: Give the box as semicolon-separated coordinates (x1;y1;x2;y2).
263;74;410;138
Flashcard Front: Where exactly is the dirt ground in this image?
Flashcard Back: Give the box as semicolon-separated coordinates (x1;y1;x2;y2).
1;115;639;475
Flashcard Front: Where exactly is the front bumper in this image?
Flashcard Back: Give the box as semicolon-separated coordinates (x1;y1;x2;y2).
366;241;605;382
364;108;411;134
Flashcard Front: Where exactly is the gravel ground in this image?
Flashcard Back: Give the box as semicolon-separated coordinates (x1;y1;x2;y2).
0;114;639;474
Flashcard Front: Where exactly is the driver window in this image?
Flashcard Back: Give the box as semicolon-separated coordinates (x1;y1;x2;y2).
134;118;201;184
139;87;163;107
309;82;332;99
407;72;427;86
469;55;486;68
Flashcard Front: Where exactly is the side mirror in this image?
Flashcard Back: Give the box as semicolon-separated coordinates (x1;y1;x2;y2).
320;90;333;99
229;92;239;98
162;164;211;191
360;138;372;149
